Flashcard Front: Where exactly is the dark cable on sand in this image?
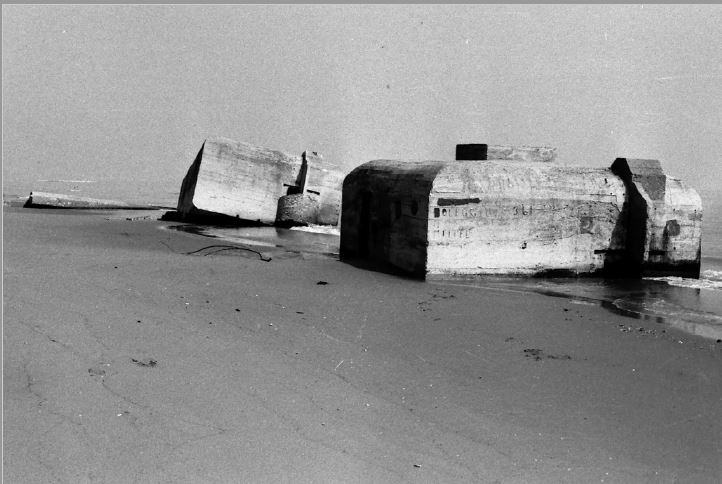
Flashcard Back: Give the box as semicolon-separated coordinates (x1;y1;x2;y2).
184;244;272;261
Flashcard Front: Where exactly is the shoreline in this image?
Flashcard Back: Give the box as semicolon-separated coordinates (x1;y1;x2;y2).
164;219;722;342
4;207;722;482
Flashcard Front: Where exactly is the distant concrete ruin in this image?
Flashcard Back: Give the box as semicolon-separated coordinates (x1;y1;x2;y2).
177;137;344;226
340;144;702;278
24;192;146;209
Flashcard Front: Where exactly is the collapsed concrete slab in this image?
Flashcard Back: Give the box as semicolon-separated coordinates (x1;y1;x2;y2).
177;138;343;226
340;145;702;279
24;192;152;209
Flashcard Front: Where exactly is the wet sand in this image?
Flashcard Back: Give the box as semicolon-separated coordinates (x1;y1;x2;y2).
4;207;721;483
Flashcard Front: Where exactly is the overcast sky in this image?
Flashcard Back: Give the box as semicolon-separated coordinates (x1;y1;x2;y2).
3;4;721;202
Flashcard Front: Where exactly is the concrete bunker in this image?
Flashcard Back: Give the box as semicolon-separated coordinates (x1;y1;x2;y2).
177;137;344;226
610;157;703;277
340;145;702;279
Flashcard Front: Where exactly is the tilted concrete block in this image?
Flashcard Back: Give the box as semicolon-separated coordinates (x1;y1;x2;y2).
177;138;343;226
302;151;343;226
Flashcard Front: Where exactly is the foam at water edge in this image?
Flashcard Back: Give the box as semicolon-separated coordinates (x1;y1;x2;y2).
702;270;722;281
290;225;341;236
613;296;722;340
645;270;722;290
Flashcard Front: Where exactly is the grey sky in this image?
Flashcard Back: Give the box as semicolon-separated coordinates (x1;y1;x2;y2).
3;4;721;202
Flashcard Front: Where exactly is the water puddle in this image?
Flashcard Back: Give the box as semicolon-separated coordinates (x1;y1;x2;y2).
164;223;340;258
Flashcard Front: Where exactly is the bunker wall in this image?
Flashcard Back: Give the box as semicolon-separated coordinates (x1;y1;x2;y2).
340;161;443;276
638;179;702;276
340;155;702;279
305;154;344;225
611;158;702;277
426;161;628;276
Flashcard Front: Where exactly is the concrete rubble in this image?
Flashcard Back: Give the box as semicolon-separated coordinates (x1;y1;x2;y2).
340;144;702;278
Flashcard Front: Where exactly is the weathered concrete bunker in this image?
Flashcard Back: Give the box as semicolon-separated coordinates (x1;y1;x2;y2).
340;145;702;278
177;137;344;226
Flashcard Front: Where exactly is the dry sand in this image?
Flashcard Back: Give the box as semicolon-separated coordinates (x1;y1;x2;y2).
3;207;721;483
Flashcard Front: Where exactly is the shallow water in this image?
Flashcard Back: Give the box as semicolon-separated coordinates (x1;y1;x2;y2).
444;274;722;341
165;224;342;258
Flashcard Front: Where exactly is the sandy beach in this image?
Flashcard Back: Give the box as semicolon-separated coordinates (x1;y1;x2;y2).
3;207;721;483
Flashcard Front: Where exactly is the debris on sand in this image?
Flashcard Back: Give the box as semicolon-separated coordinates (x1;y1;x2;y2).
131;358;157;368
184;245;272;261
523;349;572;361
88;367;106;377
